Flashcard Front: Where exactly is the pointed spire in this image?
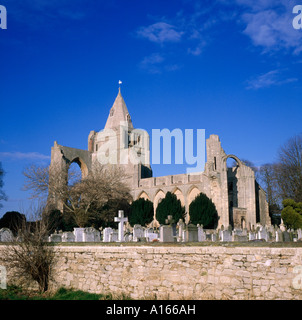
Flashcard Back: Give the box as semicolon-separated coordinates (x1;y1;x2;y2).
104;87;133;130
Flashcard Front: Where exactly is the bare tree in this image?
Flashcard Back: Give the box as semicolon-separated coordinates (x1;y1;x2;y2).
0;161;7;210
275;134;302;202
259;163;280;205
0;206;55;293
23;163;131;228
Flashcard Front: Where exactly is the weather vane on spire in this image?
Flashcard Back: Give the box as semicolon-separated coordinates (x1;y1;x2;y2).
118;80;122;88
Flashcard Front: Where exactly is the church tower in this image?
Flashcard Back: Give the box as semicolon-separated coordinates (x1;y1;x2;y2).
88;87;152;186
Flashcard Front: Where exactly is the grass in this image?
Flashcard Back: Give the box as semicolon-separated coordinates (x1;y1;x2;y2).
0;285;131;300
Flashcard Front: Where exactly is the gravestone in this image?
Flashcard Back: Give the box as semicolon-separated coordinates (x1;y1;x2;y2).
83;227;100;242
0;228;14;242
109;230;118;242
144;228;158;242
124;233;132;242
257;227;268;241
177;219;185;242
133;224;145;242
74;228;85;242
159;225;174;242
233;234;248;242
197;224;206;242
283;230;291;242
297;229;302;241
62;231;75;242
49;233;62;242
114;210;128;242
183;224;198;242
248;232;256;241
211;233;217;242
220;230;232;242
276;229;283;242
166;215;177;236
103;227;113;242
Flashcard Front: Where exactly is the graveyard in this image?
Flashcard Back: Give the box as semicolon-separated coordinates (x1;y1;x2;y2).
1;210;302;300
1;210;302;246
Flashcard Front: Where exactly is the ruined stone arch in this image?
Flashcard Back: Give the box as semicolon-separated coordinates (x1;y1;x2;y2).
187;186;201;206
153;189;165;207
48;142;92;210
137;191;150;201
153;189;166;225
222;154;243;168
69;157;89;179
172;187;185;207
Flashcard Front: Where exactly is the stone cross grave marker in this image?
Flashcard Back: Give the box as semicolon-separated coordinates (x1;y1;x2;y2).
114;210;128;242
166;215;177;236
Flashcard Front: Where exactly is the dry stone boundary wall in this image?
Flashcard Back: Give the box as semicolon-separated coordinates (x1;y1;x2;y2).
1;245;302;300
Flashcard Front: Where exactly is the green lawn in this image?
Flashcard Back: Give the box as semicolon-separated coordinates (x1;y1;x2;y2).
0;286;131;300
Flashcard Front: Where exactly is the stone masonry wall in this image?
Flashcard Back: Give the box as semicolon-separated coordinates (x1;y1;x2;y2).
2;245;302;300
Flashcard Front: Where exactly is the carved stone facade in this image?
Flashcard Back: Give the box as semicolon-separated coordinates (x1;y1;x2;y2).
48;89;270;230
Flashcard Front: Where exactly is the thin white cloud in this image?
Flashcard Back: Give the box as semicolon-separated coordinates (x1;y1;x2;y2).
139;53;165;74
246;69;298;89
0;152;50;161
139;53;181;74
137;22;184;44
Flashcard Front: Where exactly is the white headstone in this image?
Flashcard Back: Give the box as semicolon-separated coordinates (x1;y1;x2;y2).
276;230;283;242
0;228;14;242
114;210;128;242
159;225;174;242
74;228;85;242
49;233;62;242
109;230;118;242
62;231;75;242
197;224;206;242
221;230;232;242
144;228;158;242
257;226;268;241
177;219;185;242
103;227;113;242
183;224;198;242
83;227;100;242
248;232;256;241
133;224;145;242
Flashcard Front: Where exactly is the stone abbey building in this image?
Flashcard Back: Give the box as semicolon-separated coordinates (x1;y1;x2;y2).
48;89;270;230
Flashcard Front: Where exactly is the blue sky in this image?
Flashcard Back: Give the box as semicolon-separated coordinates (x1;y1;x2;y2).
0;0;302;217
